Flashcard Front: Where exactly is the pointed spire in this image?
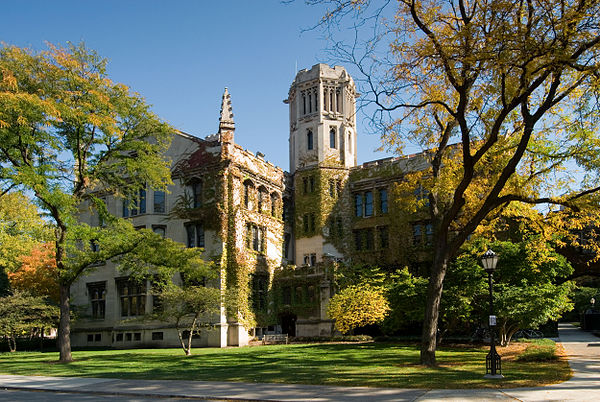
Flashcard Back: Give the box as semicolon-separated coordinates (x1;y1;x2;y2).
219;87;235;133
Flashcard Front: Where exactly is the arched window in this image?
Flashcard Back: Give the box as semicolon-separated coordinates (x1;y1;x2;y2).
329;127;336;148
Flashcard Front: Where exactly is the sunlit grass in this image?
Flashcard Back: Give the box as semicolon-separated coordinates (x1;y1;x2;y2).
0;342;570;389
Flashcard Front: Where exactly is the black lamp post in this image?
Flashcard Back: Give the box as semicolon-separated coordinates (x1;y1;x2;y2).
481;249;503;378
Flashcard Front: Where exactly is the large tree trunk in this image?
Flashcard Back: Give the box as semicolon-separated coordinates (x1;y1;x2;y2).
55;225;73;363
420;252;448;366
58;282;73;362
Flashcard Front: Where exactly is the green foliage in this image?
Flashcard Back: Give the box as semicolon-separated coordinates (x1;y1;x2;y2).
327;283;390;334
382;267;428;334
0;42;175;361
153;282;221;355
312;0;600;365
568;287;600;319
0;267;9;297
456;239;575;345
0;291;59;352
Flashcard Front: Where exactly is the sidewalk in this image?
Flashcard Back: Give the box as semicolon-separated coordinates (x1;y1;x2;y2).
1;323;599;401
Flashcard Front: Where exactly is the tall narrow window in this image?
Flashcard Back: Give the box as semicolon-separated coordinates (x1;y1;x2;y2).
192;181;202;208
378;226;389;249
303;214;309;234
308;93;312;113
88;282;106;319
247;223;264;253
336;89;341;112
309;176;315;193
122;200;129;217
307;129;313;150
379;189;388;214
283;233;291;259
258;187;267;213
283;198;290;222
355;194;363;217
348;132;352;154
336;217;343;237
244;180;253;209
365;191;373;217
354;230;362;251
270;193;278;217
425;223;434;246
303;177;308;194
330;90;334;112
412;224;422;245
186;224;204;248
365;229;374;250
138;189;146;214
329;179;335;197
154;191;165;213
252;273;269;311
302;94;306;115
329;128;336;148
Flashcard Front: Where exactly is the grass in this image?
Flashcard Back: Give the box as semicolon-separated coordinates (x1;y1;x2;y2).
515;339;559;362
0;341;571;389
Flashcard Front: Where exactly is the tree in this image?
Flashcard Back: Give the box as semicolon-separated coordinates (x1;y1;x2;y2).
0;192;52;274
154;284;221;355
455;239;574;345
8;243;59;303
0;43;174;362
327;284;390;334
309;0;600;365
0;291;59;352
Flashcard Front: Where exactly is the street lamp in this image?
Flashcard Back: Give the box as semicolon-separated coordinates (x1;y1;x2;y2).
481;249;503;379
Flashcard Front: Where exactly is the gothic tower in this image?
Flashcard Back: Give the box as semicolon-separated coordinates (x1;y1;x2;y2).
285;64;359;265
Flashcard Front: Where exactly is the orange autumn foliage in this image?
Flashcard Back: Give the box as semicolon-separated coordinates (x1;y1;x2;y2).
8;243;59;303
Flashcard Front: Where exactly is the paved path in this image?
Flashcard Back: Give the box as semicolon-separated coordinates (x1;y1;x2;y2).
1;323;599;401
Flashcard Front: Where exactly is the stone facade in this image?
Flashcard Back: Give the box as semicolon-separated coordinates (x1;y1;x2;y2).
71;64;429;347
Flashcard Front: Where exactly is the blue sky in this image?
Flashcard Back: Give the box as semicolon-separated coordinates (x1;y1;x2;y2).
1;0;394;171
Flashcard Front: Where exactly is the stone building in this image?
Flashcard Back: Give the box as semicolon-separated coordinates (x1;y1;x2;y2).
71;64;429;348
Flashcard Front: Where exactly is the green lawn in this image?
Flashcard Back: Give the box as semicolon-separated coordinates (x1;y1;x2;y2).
0;342;571;389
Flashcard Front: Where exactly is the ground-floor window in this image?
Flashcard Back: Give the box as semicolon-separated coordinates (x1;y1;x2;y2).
116;278;147;317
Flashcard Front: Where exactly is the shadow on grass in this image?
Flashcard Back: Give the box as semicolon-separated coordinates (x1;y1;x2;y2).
0;342;570;388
